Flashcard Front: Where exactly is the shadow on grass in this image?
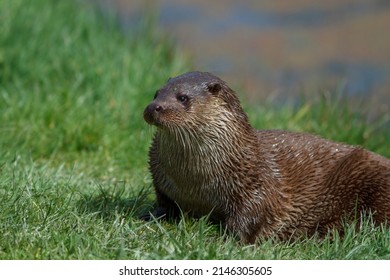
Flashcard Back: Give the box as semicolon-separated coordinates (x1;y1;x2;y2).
76;182;155;220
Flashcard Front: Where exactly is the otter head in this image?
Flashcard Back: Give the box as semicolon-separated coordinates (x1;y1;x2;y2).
143;71;249;131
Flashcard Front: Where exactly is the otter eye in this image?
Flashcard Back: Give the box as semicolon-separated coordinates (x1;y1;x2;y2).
177;94;188;103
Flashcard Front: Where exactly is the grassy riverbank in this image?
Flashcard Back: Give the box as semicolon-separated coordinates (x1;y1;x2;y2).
0;0;389;259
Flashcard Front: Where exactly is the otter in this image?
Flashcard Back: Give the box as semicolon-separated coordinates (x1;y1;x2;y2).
142;71;390;243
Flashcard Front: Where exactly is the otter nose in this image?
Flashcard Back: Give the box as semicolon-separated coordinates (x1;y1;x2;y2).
147;103;164;113
144;102;165;125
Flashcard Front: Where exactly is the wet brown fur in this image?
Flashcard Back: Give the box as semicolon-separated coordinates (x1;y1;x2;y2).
143;71;390;243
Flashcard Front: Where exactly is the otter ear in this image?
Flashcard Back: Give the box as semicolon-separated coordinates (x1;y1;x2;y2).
207;82;222;95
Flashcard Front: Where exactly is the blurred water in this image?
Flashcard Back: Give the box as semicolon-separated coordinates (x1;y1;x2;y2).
93;0;390;119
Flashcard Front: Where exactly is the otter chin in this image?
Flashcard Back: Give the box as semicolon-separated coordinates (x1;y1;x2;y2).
142;71;390;244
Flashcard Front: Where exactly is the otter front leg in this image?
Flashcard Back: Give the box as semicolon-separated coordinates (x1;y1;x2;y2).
140;189;179;221
225;214;265;244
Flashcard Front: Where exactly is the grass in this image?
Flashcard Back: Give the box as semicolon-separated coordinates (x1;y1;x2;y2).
0;0;389;260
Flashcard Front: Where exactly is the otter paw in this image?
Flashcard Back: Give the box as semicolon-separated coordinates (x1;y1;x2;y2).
139;206;168;221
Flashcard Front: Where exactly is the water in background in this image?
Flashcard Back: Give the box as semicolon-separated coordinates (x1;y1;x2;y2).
94;0;390;120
